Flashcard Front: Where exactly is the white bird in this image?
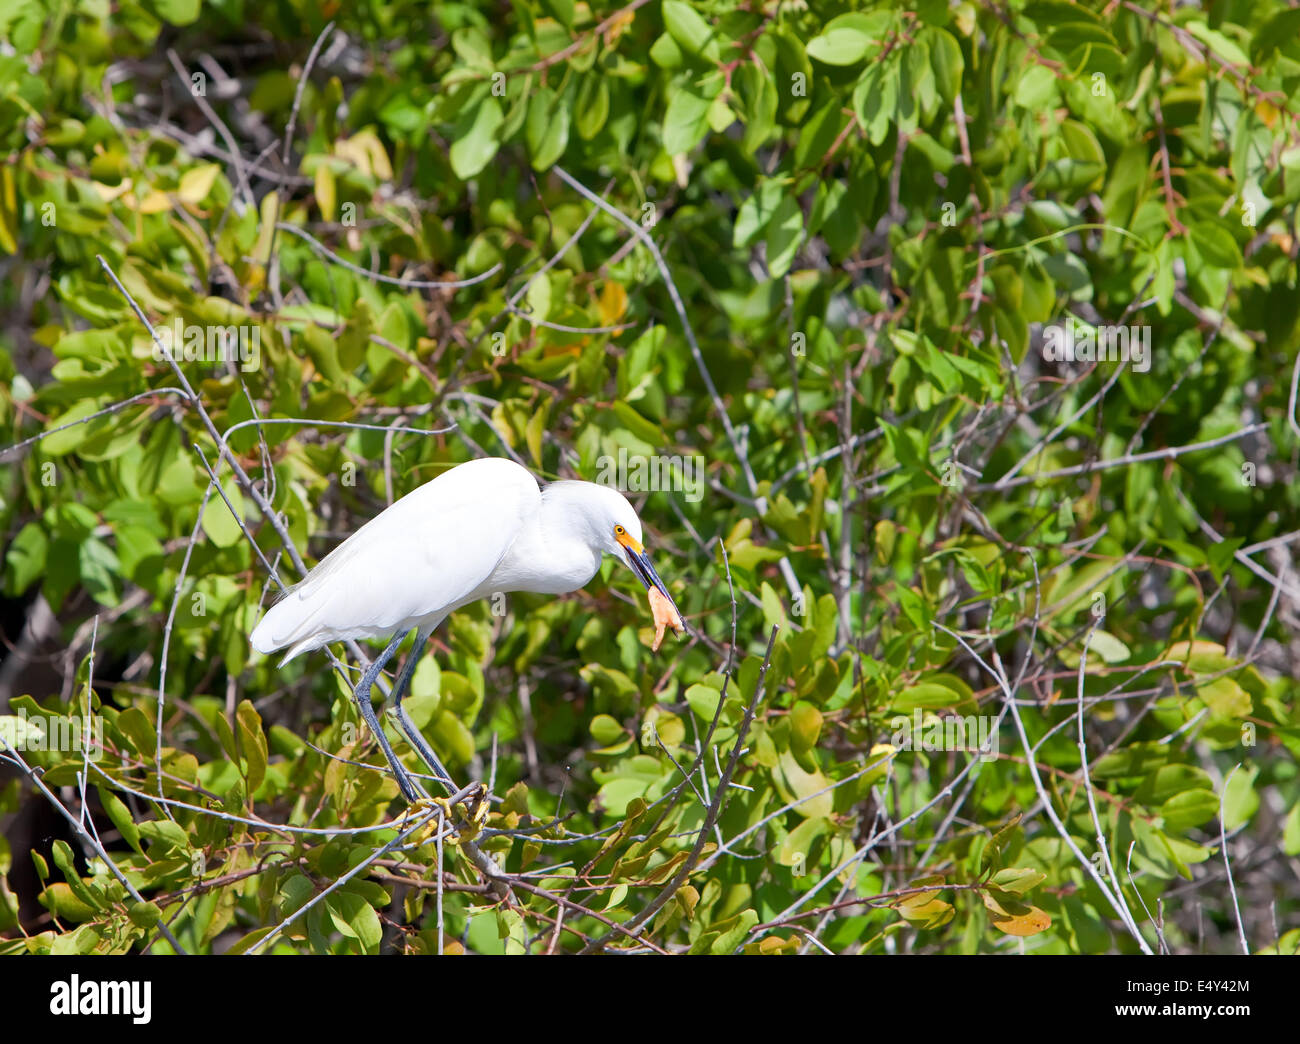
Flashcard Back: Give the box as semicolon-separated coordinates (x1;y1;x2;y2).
251;456;686;802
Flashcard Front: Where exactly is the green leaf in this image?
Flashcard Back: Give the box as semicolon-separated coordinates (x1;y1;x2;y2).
199;474;247;550
98;788;142;853
710;909;758;954
890;682;965;712
4;523;47;596
764;195;803;277
1159;789;1220;832
1137;764;1214;804
686;683;722;722
451;27;494;71
924;27;964;104
1092;742;1170;780
42;399;107;456
1188;221;1242;269
236;700;268;795
1221;766;1259;831
526;86;570;170
1015;65;1057;109
1253;8;1300;62
450;93;504;180
142;0;201;26
777;816;828;867
77;538;120;607
328;892;382;953
806;14;891;66
807;28;873;66
1283;802;1300;856
575;74;610;141
990;867;1046;894
1206;536;1244;583
734;180;785;248
611;401;667;444
430;710;475;765
662;1;720;62
760;581;788;632
737;61;777;151
1083;629;1130;665
538;0;574;28
589;713;624;746
663;82;714;155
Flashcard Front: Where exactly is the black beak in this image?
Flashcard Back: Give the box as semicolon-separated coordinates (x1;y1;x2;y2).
625;546;689;637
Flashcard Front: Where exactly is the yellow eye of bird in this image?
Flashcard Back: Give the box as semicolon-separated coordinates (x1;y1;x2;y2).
615;525;625;535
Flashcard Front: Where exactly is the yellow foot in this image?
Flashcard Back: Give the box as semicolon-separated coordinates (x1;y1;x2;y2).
462;782;492;829
398;797;446;844
404;784;491;844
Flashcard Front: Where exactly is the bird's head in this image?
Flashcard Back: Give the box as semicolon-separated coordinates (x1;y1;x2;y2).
546;480;687;642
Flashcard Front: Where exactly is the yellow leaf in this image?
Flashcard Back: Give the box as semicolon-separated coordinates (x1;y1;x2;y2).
525;401;549;467
990;906;1051;936
598;281;628;325
1198;676;1251;719
333;136;370;176
862;742;895;786
335;130;393;181
0;165;17;254
773;751;833;819
675;885;699;920
894;875;946;910
602;9;636;45
255;191;279;264
178;164;220;205
124;189;172;214
490;403;518;447
94;178;133;202
789;701;822;751
315;164;337;222
1166;640;1233;675
360;132;394;181
896;897;953;927
983;890;1052;937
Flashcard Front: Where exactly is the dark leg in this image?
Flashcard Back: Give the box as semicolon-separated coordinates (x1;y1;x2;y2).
386;625;455;789
353;629;424;802
387;625;431;708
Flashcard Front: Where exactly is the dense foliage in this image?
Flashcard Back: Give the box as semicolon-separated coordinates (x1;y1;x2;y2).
1;0;1298;954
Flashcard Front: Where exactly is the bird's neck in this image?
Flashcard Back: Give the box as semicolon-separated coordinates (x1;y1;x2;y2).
492;492;603;595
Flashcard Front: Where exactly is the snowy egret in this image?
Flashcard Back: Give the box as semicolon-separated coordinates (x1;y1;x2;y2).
250;457;685;802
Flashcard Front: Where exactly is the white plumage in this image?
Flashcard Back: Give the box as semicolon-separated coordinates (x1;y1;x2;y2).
250;456;684;801
252;458;538;662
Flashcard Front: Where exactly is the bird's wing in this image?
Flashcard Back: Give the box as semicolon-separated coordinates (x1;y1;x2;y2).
251;458;539;661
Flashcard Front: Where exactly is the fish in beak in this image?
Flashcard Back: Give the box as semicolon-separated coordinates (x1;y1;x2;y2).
616;530;686;650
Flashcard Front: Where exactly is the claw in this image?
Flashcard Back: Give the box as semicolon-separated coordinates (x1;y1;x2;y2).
464;783;492;830
405;784;492;845
399;796;446;844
